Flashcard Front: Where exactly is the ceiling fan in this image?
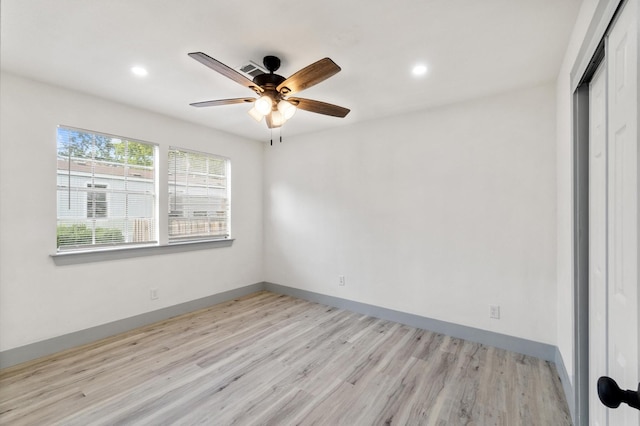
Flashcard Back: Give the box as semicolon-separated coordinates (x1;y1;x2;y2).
188;52;350;129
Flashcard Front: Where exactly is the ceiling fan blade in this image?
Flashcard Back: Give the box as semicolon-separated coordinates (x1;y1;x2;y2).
189;98;256;107
287;97;350;118
188;52;263;93
276;58;341;95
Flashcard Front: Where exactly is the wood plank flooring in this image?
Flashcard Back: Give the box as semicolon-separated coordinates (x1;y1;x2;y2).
0;291;572;425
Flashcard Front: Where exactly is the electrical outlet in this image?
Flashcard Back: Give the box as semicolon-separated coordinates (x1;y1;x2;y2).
150;288;159;300
490;305;500;319
339;275;346;286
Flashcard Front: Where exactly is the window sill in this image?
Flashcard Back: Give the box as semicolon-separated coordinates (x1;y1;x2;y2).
51;239;234;265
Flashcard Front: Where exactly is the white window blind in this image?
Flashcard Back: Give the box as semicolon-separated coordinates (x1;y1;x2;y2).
56;126;157;251
168;148;230;243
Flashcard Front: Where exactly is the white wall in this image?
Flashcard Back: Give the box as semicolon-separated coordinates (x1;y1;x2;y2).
264;84;558;344
0;72;264;351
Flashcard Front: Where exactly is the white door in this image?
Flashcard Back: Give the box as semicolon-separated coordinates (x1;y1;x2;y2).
588;0;639;424
589;62;608;426
606;0;639;424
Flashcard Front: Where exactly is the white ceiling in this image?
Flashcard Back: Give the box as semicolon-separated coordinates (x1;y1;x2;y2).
1;0;581;142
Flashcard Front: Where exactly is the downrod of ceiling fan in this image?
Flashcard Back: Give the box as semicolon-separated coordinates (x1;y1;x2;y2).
263;55;281;73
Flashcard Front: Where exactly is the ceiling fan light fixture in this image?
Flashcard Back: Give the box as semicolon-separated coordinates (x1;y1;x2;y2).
247;106;264;122
277;100;297;120
254;95;273;115
271;110;286;127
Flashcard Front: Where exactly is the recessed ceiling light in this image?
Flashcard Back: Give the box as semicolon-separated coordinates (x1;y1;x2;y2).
412;64;428;77
131;66;148;77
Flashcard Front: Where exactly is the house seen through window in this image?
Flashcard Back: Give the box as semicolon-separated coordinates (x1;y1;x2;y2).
86;184;108;218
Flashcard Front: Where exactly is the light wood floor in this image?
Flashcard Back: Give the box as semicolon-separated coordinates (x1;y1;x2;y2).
0;291;571;425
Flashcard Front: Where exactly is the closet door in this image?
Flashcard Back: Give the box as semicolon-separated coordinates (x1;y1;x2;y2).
606;0;639;424
587;1;639;424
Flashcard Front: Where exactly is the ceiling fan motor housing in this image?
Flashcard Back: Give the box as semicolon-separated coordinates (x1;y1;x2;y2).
253;72;287;109
253;73;286;88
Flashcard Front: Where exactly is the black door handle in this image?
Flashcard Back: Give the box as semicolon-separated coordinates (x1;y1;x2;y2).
598;376;640;410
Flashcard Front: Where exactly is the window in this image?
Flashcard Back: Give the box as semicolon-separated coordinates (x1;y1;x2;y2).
55;127;230;256
57;126;156;251
168;148;230;243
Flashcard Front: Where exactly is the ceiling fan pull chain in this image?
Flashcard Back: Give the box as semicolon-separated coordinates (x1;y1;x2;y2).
280;128;283;143
270;129;273;146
